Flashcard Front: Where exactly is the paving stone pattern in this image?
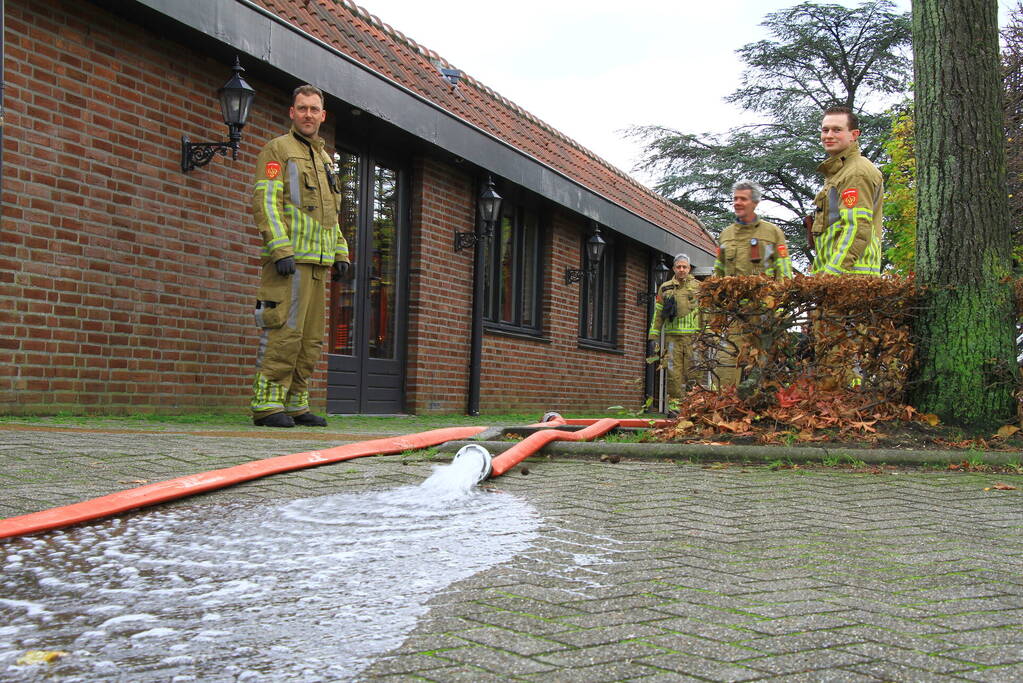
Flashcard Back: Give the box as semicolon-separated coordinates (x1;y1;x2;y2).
2;428;1022;681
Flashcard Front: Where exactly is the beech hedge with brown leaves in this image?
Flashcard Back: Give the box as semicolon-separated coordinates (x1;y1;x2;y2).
655;274;921;443
654;274;1023;444
692;274;917;406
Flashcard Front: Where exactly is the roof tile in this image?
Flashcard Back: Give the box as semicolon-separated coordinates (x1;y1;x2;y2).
252;0;715;252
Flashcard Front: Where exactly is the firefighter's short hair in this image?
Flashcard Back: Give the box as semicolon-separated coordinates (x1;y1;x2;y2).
732;180;763;203
824;105;859;131
673;253;691;266
292;84;325;107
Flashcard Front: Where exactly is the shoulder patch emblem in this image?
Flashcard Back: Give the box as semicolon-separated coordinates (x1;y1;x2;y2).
265;161;282;179
841;188;858;208
776;244;788;258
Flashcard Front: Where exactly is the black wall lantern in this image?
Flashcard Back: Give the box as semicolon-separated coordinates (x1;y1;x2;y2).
637;255;671;304
181;57;256;173
455;176;503;252
565;225;607;284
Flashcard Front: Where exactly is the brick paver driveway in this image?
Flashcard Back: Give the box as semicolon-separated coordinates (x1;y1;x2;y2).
1;427;1021;681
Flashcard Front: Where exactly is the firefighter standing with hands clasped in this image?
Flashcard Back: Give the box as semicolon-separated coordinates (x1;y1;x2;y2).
249;85;350;428
713;180;793;388
648;253;702;407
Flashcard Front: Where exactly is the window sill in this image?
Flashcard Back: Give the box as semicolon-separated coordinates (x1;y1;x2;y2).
577;339;623;354
484;325;551;344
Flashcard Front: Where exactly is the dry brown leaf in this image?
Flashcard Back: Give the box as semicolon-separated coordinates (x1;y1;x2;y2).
921;413;941;427
994;424;1020;438
984;482;1018;491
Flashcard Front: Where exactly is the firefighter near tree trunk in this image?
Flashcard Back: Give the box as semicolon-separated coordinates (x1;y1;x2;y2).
648;254;701;409
249;85;350;428
808;105;885;389
810;105;883;277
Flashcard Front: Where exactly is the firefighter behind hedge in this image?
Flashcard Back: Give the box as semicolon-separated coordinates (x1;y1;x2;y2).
809;105;883;277
249;85;350;428
712;180;793;388
648;253;702;405
807;105;884;387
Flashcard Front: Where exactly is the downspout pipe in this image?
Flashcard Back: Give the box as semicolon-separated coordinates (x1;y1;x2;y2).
1;0;5;200
466;182;485;416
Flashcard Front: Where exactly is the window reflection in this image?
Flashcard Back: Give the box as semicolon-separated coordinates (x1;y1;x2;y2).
483;204;543;333
330;151;360;356
369;166;397;360
580;234;617;346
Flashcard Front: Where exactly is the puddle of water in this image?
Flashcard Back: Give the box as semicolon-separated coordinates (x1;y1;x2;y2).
0;464;539;681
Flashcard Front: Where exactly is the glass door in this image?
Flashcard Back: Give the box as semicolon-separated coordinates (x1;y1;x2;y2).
327;152;406;414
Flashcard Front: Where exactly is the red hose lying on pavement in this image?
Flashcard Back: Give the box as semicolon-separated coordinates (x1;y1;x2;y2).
489;417;623;476
484;415;670;477
0;426;486;540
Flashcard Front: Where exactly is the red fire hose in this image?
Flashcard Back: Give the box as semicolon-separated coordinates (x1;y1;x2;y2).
0;417;669;540
0;426;485;540
488;415;669;476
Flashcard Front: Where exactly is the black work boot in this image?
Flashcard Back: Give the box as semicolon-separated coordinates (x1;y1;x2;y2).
292;412;327;427
253;412;295;428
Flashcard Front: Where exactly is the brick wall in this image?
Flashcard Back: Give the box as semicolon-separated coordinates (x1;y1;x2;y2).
0;0;330;414
2;0;652;417
407;160;650;415
405;158;475;413
477;209;650;415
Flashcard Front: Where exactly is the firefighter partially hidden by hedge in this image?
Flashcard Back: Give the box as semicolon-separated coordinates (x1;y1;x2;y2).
712;180;793;388
648;253;701;404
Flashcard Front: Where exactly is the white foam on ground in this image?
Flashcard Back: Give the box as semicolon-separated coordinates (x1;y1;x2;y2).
0;465;538;681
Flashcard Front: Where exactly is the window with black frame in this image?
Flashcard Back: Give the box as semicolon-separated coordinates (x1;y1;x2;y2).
482;204;544;334
579;232;618;348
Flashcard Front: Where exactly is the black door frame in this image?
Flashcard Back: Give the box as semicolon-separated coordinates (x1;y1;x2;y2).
326;140;411;415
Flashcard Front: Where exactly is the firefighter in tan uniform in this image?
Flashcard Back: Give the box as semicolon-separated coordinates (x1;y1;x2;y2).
808;106;884;387
712;180;793;389
810;105;883;276
250;85;350;428
648;254;702;404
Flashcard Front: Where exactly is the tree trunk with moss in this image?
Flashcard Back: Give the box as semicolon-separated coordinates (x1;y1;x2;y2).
910;0;1018;429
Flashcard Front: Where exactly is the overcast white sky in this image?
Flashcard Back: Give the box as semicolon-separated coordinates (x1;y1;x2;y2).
354;0;1016;187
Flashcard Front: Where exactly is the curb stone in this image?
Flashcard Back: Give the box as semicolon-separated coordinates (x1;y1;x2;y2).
438;437;1023;467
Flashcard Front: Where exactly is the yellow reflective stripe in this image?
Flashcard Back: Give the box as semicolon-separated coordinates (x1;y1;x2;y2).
322;221;337;257
256;179;291;253
284;390;309;411
849;233;882;274
276;209;343;263
251;373;287;413
826;208;861;272
334;226;349;259
815;207;872;275
648;299;664;337
775;256;793;278
661;309;700;334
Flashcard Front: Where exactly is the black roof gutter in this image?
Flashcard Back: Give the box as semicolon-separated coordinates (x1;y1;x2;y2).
127;0;715;265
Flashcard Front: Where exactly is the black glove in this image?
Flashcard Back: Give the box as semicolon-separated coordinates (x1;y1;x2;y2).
647;340;658;357
275;256;295;277
331;261;350;281
662;295;677;321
